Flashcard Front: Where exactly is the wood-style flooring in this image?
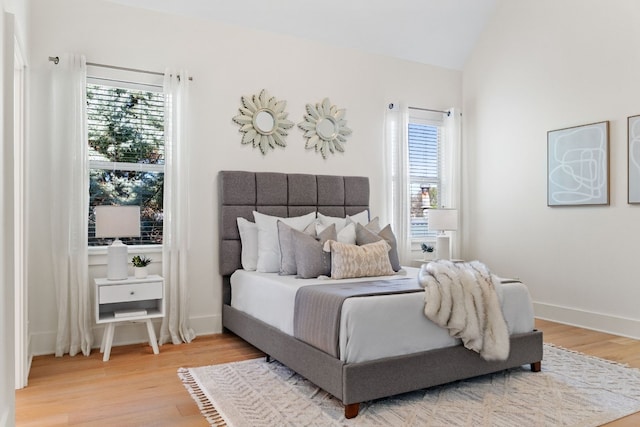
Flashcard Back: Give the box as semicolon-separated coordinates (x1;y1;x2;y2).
15;319;640;426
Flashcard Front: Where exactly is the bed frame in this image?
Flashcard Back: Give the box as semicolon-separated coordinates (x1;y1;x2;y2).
219;170;543;419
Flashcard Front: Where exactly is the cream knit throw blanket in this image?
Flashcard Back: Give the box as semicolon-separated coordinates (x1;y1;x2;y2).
418;260;510;361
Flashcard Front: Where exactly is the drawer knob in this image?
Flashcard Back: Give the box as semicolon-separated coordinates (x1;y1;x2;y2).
130;291;135;295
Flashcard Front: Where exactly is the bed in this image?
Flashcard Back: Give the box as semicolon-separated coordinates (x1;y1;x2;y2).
219;170;543;419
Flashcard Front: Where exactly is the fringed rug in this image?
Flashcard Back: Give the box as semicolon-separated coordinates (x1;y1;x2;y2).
178;344;640;426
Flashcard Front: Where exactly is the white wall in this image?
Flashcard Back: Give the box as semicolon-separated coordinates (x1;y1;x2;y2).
27;0;462;355
0;10;14;426
463;0;640;337
2;0;28;421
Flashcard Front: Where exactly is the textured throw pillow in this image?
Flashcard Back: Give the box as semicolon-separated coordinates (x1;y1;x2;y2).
355;223;401;272
317;210;368;232
253;211;316;273
237;217;258;271
277;221;316;275
292;224;337;278
323;239;394;279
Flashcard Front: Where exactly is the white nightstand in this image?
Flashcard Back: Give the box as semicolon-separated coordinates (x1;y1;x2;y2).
94;275;165;361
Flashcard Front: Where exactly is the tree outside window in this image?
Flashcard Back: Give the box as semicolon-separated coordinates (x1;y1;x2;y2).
87;83;165;246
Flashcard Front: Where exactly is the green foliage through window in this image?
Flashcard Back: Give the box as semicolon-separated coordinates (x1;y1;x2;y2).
87;83;165;246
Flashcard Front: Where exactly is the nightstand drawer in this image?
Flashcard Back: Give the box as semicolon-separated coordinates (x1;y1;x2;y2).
99;281;163;304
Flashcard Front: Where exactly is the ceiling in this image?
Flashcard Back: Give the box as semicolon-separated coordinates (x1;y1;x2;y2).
103;0;497;70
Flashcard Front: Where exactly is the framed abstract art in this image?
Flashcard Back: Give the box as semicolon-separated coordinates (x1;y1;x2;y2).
628;115;640;204
547;121;609;206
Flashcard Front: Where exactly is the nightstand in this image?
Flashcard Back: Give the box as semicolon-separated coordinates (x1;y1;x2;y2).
94;275;165;361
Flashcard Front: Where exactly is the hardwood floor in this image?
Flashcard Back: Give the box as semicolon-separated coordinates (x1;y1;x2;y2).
16;334;264;426
535;319;640;427
15;319;640;426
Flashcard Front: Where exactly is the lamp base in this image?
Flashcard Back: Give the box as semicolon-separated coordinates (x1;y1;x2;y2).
435;234;450;260
107;240;129;280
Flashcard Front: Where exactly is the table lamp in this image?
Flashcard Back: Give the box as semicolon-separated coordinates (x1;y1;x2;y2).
95;206;141;280
427;208;458;260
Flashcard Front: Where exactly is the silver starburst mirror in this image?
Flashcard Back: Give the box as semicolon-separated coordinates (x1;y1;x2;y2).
232;89;294;155
298;98;352;159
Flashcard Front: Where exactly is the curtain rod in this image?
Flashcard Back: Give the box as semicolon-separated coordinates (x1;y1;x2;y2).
48;56;193;81
409;106;451;117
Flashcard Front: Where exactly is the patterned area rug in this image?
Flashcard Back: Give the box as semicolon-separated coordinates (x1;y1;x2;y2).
178;344;640;426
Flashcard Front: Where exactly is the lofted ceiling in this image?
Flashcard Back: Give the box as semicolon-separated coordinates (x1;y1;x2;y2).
103;0;496;70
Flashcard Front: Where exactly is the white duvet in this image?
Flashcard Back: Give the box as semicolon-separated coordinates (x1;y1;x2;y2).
230;267;535;363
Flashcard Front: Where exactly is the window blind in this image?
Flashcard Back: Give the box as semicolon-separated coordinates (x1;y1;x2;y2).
408;115;442;240
87;84;165;165
87;81;165;246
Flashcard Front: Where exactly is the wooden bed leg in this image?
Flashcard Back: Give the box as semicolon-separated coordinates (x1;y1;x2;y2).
345;403;360;419
531;361;541;372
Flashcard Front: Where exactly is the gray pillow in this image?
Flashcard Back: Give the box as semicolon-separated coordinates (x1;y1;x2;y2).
277;220;316;275
355;223;401;272
292;224;337;278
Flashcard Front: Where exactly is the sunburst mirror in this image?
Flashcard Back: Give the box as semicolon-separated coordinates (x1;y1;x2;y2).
298;98;352;159
232;89;294;155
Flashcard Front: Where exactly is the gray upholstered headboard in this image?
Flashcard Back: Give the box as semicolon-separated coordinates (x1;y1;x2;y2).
219;171;370;304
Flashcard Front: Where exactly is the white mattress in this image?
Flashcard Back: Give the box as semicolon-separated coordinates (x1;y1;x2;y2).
230;267;535;363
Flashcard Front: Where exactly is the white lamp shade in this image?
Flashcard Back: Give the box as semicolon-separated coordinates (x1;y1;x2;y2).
427;208;458;231
95;206;141;238
95;205;141;280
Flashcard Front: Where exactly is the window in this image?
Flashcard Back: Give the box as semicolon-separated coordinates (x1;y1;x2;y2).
87;80;165;246
408;110;443;241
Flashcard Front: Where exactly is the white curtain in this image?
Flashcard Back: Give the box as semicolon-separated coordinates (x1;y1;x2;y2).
384;102;412;265
159;71;196;345
443;108;462;258
50;54;93;357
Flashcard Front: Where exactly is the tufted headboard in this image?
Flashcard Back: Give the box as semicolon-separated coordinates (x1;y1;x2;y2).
218;171;370;304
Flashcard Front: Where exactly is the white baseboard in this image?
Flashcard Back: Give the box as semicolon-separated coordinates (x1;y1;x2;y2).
29;331;56;357
190;313;222;336
29;313;223;356
534;302;640;340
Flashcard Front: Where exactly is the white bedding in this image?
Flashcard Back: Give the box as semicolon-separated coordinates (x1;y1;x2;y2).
230;267;535;363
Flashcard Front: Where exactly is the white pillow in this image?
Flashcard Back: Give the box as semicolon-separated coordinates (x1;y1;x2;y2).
346;210;372;227
347;215;381;233
236;217;258;271
253;211;316;273
317;210;368;232
317;221;356;244
338;222;357;244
